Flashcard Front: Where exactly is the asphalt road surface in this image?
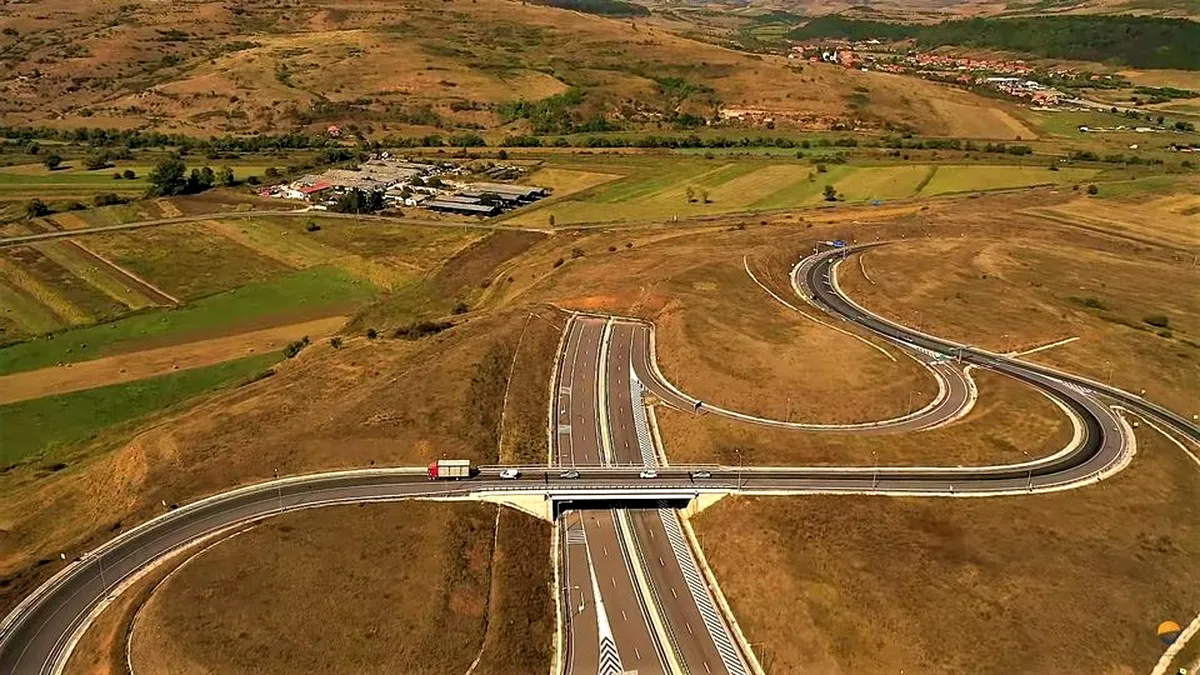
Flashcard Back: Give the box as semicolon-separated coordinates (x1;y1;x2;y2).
3;245;1195;675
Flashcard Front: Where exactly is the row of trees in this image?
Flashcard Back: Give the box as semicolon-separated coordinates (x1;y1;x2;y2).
146;158;236;196
788;15;1200;70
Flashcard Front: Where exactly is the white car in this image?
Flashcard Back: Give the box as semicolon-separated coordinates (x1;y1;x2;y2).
690;471;712;479
559;470;581;480
499;469;520;480
639;469;658;479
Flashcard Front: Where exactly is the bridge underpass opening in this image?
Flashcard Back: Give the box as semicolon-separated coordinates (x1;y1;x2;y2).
551;495;695;519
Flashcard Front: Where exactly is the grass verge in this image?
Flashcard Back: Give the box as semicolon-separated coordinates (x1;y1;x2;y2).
129;502;496;674
694;429;1200;673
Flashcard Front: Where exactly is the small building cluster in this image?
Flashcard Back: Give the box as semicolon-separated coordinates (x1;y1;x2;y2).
789;42;1074;107
258;155;547;216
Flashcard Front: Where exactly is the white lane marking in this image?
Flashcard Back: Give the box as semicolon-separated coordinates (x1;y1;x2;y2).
658;508;749;675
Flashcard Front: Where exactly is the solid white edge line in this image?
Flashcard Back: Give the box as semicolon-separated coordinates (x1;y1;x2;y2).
677;515;765;675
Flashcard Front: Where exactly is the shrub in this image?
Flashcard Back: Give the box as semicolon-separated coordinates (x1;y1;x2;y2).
305;220;321;232
82;153;110;171
25;198;50;218
1143;315;1170;328
553;258;565;268
1070;296;1108;311
365;328;378;339
283;336;311;358
123;169;136;180
823;184;838;201
393;320;454;340
43;154;62;171
330;336;343;349
92;193;128;206
452;301;469;315
1086;184;1099;195
571;247;585;258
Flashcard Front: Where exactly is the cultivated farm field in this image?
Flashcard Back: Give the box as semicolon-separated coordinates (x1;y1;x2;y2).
506;157;1105;225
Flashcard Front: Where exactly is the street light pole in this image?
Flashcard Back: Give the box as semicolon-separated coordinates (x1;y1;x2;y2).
871;450;878;490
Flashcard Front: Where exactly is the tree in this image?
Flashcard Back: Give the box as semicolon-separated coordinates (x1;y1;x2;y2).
44;154;63;171
25;198;50;218
700;188;710;203
217;166;235;187
685;186;696;202
548;214;556;227
122;169;136;180
93;193;127;207
333;188;385;214
82;152;110;171
1086;184;1099;195
26;143;39;155
264;166;280;179
148;157;188;196
823;184;838;201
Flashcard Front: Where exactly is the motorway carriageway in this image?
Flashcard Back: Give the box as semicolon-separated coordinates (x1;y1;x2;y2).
4;245;1198;674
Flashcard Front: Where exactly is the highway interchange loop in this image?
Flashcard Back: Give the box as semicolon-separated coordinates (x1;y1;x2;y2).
1;244;1196;674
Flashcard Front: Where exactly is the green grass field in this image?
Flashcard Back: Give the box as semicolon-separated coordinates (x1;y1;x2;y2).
0;265;376;375
85;222;295;300
1091;174;1189;199
507;159;1102;225
918;165;1100;196
0;352;279;466
0;162;274;201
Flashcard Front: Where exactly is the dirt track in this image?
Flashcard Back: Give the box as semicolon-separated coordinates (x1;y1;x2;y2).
0;316;345;404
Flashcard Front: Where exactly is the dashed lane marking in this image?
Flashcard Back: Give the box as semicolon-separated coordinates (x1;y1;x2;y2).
658;508;749;675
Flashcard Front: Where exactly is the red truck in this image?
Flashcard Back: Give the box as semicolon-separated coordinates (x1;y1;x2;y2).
428;459;472;480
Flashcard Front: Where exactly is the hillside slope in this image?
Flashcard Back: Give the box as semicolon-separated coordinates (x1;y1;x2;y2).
0;0;1034;138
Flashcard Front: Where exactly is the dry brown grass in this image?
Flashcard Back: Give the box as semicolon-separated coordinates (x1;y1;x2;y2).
469;507;555;674
129;502;498;674
1023;183;1200;250
657;369;1072;466
838;230;1200;417
0;306;555;614
0;0;1039;136
517;226;932;424
694;429;1200;674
